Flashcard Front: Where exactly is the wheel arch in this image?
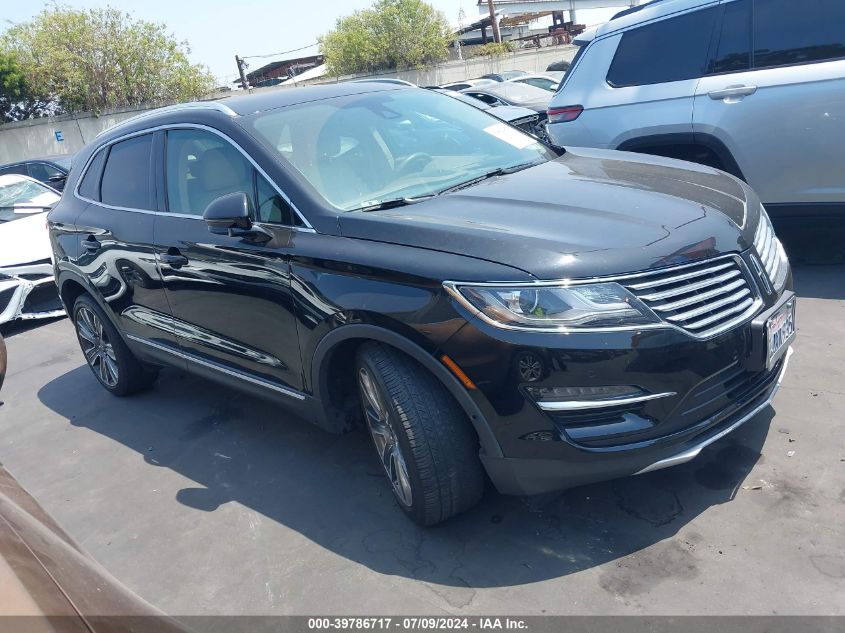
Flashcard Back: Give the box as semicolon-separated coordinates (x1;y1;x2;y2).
57;271;127;345
616;132;746;181
311;324;503;459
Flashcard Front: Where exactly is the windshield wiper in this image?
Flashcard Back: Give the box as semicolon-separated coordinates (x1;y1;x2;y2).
437;160;544;196
357;195;434;212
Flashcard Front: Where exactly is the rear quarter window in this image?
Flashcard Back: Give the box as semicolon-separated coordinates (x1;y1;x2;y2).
100;134;154;210
77;148;108;201
606;6;719;87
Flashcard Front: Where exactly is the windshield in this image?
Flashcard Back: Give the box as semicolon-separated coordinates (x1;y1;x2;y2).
0;176;59;223
245;89;556;211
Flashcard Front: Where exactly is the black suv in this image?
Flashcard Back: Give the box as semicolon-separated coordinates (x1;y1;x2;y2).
48;84;795;525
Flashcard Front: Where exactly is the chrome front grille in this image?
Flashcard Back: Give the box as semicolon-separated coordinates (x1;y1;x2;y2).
753;206;788;292
623;257;760;338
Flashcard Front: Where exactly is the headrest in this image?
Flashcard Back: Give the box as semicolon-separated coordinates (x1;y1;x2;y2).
199;147;248;191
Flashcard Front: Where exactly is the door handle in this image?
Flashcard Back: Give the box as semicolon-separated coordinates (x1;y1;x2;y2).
708;85;757;100
82;236;101;252
160;249;189;269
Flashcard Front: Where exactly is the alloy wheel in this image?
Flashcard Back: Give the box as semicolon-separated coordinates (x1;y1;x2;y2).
358;366;413;506
76;306;119;388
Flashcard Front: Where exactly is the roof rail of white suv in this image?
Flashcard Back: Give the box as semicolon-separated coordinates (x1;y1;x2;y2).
597;0;718;37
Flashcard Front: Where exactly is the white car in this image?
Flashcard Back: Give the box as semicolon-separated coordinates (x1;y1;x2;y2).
506;73;560;92
0;174;64;325
439;78;497;91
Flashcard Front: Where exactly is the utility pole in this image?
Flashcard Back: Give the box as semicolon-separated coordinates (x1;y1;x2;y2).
486;0;501;44
235;55;250;91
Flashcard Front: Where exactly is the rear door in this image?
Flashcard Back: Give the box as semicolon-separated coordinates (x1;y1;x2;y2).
596;4;719;149
694;0;845;206
153;126;305;394
72;132;180;355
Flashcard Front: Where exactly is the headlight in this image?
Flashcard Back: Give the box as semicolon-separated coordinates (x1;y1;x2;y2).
753;206;789;292
444;281;659;331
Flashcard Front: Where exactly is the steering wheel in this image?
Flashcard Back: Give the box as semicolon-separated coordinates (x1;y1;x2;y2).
394;152;433;176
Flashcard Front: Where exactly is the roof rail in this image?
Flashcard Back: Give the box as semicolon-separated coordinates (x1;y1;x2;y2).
95;101;237;138
611;0;669;20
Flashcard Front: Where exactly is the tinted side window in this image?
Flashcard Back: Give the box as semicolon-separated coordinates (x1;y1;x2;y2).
166;129;253;217
754;0;845;69
256;175;295;225
100;134;154;210
0;165;27;176
78;149;108;201
28;162;64;182
607;7;718;87
709;0;752;74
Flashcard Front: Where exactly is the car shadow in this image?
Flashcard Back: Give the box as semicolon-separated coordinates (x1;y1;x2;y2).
37;364;774;591
1;316;66;339
776;219;845;268
791;264;845;301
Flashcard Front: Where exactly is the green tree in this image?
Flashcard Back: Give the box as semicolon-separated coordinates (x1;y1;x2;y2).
320;0;453;76
1;5;215;114
0;50;53;122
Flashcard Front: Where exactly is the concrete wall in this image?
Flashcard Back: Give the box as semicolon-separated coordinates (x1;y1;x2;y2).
311;44;577;87
0;106;155;163
0;44;577;164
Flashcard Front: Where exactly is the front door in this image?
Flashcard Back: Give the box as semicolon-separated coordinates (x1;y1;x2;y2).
153;127;305;393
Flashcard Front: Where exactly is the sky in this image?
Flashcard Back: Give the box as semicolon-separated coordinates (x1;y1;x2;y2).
1;1;620;86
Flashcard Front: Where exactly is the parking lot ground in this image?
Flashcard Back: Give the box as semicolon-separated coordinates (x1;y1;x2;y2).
1;263;843;616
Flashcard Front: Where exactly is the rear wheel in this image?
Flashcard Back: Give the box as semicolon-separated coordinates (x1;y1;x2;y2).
355;342;484;525
72;294;156;396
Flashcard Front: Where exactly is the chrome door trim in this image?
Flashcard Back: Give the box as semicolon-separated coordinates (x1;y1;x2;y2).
126;334;307;401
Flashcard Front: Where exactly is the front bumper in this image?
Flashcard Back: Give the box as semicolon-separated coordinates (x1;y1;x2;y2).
480;347;791;495
0;261;64;325
439;272;795;496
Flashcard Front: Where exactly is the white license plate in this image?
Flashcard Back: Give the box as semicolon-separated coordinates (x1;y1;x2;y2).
766;300;795;370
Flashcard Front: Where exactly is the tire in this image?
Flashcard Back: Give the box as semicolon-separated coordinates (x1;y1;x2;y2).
72;294;156;396
355;342;484;525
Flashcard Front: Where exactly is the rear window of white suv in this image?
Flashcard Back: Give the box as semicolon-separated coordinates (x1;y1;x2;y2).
606;6;718;87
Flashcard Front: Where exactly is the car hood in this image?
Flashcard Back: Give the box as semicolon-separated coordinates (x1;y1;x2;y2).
338;148;759;280
0;211;52;268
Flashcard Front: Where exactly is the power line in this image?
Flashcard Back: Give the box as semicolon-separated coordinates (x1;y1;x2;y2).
241;43;319;60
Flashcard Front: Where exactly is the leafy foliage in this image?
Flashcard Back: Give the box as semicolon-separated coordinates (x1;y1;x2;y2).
1;5;215;116
320;0;453;76
469;42;516;58
0;50;54;122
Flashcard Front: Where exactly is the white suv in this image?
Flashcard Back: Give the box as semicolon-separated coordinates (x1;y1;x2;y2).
546;0;845;219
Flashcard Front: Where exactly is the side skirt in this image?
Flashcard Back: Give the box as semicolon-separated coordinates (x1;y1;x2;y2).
126;334;320;426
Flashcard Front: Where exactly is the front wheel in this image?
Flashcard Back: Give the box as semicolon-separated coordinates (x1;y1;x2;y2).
355;342;484;526
72;294;156;396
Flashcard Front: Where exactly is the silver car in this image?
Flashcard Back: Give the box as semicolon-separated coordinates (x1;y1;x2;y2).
546;0;845;219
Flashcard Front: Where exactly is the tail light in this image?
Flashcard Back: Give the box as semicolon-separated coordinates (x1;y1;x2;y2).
547;105;583;124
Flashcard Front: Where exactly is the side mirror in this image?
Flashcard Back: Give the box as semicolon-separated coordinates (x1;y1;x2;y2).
48;174;66;182
203;192;252;235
